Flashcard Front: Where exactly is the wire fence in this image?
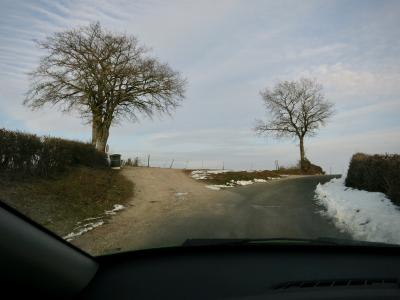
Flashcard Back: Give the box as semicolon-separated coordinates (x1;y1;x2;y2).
119;153;289;171
120;153;228;170
118;153;338;174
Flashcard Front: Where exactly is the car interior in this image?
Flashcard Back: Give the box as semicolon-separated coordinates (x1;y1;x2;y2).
1;200;400;300
1;1;399;299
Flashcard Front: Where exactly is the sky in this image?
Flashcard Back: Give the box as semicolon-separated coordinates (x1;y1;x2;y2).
0;0;399;173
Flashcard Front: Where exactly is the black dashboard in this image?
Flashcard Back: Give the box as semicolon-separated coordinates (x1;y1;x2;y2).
1;201;400;300
80;245;400;300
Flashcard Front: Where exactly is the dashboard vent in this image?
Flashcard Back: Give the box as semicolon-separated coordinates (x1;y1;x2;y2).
274;278;398;290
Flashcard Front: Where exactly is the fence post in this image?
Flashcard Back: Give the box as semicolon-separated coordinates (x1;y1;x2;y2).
169;159;174;169
147;154;150;168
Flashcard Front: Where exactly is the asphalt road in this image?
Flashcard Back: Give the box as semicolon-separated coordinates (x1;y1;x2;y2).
74;171;350;255
133;175;350;249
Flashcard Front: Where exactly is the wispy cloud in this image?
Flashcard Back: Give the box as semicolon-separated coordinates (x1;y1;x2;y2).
0;0;399;171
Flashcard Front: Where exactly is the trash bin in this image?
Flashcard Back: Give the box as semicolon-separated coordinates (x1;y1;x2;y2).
109;154;121;168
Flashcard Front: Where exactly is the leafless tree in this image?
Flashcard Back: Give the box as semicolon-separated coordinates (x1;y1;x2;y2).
24;22;186;152
255;78;334;170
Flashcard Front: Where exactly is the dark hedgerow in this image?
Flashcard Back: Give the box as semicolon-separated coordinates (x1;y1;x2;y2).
0;128;107;177
345;153;400;204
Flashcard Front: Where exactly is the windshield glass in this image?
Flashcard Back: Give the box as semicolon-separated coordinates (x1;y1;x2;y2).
1;0;399;256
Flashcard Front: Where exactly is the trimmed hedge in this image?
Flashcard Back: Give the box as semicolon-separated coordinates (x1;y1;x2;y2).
0;128;107;177
345;153;400;204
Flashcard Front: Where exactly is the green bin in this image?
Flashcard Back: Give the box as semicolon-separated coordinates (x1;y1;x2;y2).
109;154;121;168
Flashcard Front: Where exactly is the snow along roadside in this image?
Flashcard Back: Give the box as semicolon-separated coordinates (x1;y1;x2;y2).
315;177;400;245
205;177;282;190
190;169;284;190
63;204;125;241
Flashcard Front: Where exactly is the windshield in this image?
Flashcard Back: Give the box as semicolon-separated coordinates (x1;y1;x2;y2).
1;0;399;256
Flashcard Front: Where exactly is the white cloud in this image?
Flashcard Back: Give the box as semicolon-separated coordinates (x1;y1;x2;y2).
286;43;349;60
0;0;399;172
298;64;400;100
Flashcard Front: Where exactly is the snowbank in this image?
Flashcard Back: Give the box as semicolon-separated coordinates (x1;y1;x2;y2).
315;177;400;245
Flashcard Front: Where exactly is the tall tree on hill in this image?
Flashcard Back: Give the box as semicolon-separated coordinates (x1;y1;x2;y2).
255;78;334;171
25;22;186;152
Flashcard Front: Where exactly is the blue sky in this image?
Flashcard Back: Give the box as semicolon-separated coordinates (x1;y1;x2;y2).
0;0;399;172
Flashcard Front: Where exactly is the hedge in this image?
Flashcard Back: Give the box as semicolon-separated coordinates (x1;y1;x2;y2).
0;128;107;177
345;153;400;204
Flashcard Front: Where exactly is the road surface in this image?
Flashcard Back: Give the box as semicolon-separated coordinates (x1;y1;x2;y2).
73;168;349;255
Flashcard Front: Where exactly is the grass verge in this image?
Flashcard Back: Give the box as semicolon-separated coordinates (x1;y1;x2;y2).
0;167;134;237
191;170;280;185
184;167;323;186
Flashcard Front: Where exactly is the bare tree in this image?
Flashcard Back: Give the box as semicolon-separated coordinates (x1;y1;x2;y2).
255;78;334;170
24;22;186;152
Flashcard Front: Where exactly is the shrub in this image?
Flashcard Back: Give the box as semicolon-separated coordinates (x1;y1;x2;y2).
278;159;324;175
345;153;400;204
125;157;140;167
0;128;107;177
301;159;324;175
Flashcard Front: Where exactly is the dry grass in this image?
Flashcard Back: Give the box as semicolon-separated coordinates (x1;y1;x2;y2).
0;167;134;236
199;170;280;185
184;160;326;186
183;168;319;185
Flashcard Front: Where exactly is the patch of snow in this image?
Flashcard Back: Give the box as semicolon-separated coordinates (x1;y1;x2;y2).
175;192;188;200
191;169;231;180
64;204;126;242
253;179;267;183
205;185;234;190
64;221;104;241
82;216;103;222
105;204;125;215
235;180;254;186
191;170;208;180
176;192;188;196
206;178;272;190
205;185;222;190
191;169;282;190
315;177;400;245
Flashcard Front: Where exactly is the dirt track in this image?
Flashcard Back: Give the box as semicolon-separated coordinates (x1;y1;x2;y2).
72;167;228;255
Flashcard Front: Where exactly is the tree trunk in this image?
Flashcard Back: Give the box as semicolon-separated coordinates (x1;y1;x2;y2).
299;136;306;171
94;123;110;153
91;117;98;145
